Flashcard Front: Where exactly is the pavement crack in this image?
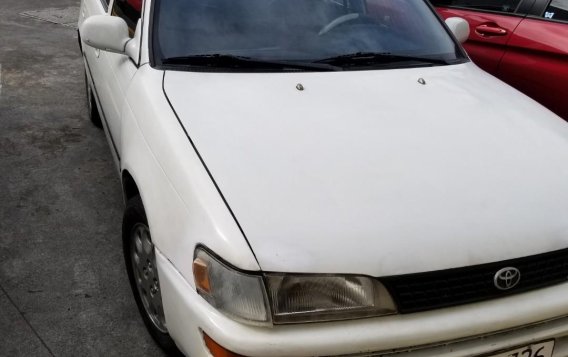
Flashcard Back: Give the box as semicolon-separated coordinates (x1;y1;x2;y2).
0;282;56;357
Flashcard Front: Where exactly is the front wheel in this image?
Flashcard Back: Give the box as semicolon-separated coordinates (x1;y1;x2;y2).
123;195;182;356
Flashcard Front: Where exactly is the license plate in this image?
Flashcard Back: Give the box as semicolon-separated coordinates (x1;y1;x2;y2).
486;340;554;357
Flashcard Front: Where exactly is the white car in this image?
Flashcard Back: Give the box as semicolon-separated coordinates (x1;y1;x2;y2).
78;0;568;356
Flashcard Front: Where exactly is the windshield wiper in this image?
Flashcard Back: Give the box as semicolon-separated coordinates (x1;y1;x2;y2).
161;54;340;71
313;52;452;67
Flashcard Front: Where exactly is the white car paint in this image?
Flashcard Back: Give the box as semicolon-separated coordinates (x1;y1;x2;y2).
122;65;261;277
164;64;568;276
80;0;141;167
158;247;568;357
79;0;568;356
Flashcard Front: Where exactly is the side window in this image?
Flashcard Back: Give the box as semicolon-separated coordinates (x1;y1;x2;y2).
430;0;522;13
112;0;143;37
543;0;568;21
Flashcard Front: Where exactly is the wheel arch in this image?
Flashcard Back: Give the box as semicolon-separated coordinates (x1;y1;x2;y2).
122;169;141;203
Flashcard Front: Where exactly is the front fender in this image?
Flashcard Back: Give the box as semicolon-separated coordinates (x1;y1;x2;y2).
119;65;260;289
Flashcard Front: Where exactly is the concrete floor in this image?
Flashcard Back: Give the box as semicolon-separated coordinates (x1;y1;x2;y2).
0;0;166;356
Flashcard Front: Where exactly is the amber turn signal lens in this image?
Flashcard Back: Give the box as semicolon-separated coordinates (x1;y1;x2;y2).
193;257;211;294
203;333;246;357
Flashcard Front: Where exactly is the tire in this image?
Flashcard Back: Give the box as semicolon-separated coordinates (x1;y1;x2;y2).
123;195;183;356
84;72;103;129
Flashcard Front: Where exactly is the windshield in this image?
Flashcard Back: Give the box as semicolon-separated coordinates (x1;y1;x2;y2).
152;0;466;71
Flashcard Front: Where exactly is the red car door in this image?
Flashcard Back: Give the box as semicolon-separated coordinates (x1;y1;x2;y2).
433;0;534;74
498;0;568;119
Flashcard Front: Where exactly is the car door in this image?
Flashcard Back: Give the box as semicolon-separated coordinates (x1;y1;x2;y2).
79;0;110;121
96;0;143;163
498;0;568;119
80;0;111;127
431;0;534;74
80;0;142;165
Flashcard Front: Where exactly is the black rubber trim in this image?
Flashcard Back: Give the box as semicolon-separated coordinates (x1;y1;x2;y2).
161;71;260;268
528;0;552;16
517;0;538;14
435;5;527;17
77;29;82;52
148;0;157;68
138;0;145;65
84;55;121;162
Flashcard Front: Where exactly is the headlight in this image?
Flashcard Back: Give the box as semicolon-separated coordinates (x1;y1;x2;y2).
265;274;397;324
193;248;397;325
193;249;271;325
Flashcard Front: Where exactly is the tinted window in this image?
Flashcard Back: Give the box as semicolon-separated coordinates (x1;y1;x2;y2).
112;0;142;37
154;0;464;71
432;0;521;13
544;0;568;21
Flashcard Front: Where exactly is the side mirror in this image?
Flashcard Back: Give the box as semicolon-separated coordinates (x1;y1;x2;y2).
445;17;470;44
80;15;131;54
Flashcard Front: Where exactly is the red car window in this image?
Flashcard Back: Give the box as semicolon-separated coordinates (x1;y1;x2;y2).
432;0;522;13
544;0;568;21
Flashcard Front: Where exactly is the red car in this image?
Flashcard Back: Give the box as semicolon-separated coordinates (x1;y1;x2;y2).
432;0;568;119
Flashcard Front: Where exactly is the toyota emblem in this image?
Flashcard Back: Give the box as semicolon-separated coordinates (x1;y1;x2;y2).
494;267;521;290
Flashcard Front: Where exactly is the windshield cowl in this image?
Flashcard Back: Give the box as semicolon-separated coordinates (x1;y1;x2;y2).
313;52;459;67
161;54;342;72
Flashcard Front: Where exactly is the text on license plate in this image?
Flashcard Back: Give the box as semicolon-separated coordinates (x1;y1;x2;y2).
487;340;554;357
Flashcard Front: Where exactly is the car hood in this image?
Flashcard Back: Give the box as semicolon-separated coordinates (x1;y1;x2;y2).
163;63;568;276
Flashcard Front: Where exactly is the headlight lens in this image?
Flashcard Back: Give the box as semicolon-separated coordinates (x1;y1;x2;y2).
265;274;397;324
193;248;397;325
193;249;271;325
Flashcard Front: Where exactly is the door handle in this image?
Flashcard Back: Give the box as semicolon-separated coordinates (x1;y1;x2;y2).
475;24;508;37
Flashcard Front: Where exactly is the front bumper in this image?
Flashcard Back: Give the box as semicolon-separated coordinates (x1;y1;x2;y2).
156;249;568;357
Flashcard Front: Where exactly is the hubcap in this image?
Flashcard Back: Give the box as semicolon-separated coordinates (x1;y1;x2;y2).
130;223;167;333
